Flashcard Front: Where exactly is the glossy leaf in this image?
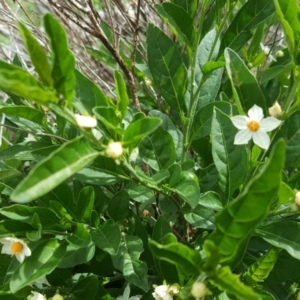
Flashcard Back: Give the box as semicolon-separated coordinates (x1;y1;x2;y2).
208;140;285;264
18;22;53;87
74;186;95;223
123;117;162;148
211;108;247;199
149;238;202;277
112;234;148;291
246;247;280;283
198;192;223;211
107;190;130;221
255;220;300;260
44;13;75;103
155;3;194;46
115;70;129;119
147;24;187;111
210;266;260;300
184;205;215;229
11;136;99;203
66;223;91;248
0;61;58;103
225;48;267;112
10;239;66;293
72;275;99;300
139;127;176;171
91;220;121;255
221;0;275;52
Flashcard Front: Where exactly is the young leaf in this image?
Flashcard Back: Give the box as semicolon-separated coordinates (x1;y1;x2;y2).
18;22;53;87
74;186;95;223
211;108;247;200
207;140;285;265
221;0;275;52
147;24;187;111
210;266;260;300
246;247;280;283
112;234;148;291
225;48;267;112
10;239;66;293
11;136;99;203
44;13;76;104
0;61;58;104
114;70;129;119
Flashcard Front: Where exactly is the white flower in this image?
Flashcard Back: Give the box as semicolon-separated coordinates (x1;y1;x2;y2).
268;101;282;118
105;142;123;159
28;291;47;300
231;105;281;150
74;114;97;128
117;285;140;300
0;237;31;263
152;285;173;300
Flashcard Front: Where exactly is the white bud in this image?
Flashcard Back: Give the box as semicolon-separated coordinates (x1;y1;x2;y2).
105;142;123;159
145;77;152;86
268;102;282;118
74;114;97;128
191;282;208;299
295;191;300;207
52;294;64;300
276;50;284;57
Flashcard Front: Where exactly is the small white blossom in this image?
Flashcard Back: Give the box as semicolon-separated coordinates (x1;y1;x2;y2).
74;114;97;128
0;237;31;263
153;285;173;300
268;101;282;118
106;142;123;159
231;105;281;150
117;285;140;300
28;291;47;300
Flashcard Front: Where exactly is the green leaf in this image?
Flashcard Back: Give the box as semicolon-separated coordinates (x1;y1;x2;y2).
139;127;176;171
126;183;155;203
91;220;121;255
255;220;300;260
72;275;99;300
184;205;215;229
273;0;300;58
171;0;197;17
0;61;58;103
210;266;260;300
18;22;53;87
66;223;91;248
0;105;44;125
0;220;36;237
74;186;95;223
112;234;148;291
211;108;247;199
155;3;194;46
107;190;130;221
10;239;66;293
11;136;98;203
198;192;223;211
75;69;109;113
149;238;202;277
246;247;280;283
202;61;225;76
172;179;200;209
44;13;75;103
276;181;294;209
123;117;162;148
221;0;275;52
207;140;285;264
147;24;187;111
93;106;122;133
115;70;129;119
225;48;267;112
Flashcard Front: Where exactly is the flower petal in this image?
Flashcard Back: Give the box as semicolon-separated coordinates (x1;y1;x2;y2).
253;130;270;150
16;252;25;263
248;105;264;122
260;117;281;132
234;129;252;145
0;237;14;245
1;244;12;255
231;116;249;130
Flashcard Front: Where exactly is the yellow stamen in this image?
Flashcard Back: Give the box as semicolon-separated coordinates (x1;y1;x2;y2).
11;242;23;254
247;120;260;132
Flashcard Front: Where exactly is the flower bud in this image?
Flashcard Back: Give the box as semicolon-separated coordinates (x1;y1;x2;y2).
75;114;97;128
145;77;152;86
105;142;123;159
276;50;284;58
295;191;300;207
191;282;208;299
52;294;64;300
268;102;282;118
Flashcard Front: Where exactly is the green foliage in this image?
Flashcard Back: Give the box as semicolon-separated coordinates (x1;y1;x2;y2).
0;4;299;300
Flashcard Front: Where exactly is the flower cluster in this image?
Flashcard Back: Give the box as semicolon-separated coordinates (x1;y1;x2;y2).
152;284;179;300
